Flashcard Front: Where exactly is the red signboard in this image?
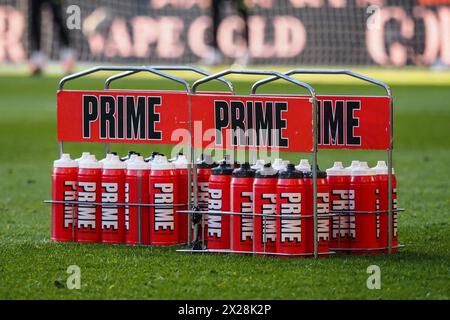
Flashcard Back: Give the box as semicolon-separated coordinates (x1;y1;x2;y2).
191;94;314;152
57;90;390;151
57;90;190;145
191;94;390;151
315;95;390;150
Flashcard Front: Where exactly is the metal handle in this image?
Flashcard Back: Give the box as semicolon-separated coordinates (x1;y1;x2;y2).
58;66;190;92
192;69;316;98
103;66;234;94
251;69;391;97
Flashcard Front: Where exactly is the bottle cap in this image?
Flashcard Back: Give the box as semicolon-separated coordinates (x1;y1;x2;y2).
99;153;113;164
127;155;151;170
251;159;266;171
173;154;190;169
272;158;287;171
151;155;175;170
304;165;327;179
255;163;278;178
197;154;216;169
53;153;78;168
279;163;303;179
232;162;255;178
125;154;138;163
78;153;102;169
351;161;373;176
102;154;126;169
75;152;91;162
145;151;160;162
211;161;233;175
346;160;360;170
326;161;347;176
120;151;140;162
372;160;395;175
295;159;311;173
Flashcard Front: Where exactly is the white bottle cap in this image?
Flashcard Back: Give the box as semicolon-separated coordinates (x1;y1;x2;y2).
54;153;78;168
102;154;126;170
326;161;347;176
256;164;278;177
125;154;138;163
251;159;266;170
197;154;214;165
372;160;395;175
75;152;91;162
173;154;190;169
99;153;114;164
272;158;286;171
351;161;372;176
78;153;102;169
346;160;360;170
127;155;151;170
295;159;311;173
151;155;175;170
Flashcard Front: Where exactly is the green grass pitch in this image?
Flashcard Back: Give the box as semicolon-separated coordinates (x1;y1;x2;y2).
0;71;449;299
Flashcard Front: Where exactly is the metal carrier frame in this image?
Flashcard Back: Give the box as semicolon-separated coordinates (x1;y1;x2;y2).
251;69;404;255
177;68;404;258
45;66;404;258
46;65;231;245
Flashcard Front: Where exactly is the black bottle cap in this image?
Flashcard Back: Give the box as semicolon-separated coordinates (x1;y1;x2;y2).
279;163;303;179
304;165;327;179
211;161;233;175
232;162;255;178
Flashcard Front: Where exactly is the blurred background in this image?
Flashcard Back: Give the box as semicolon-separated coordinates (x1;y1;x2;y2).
1;0;449;71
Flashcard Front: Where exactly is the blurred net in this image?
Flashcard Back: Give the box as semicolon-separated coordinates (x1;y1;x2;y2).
0;0;449;66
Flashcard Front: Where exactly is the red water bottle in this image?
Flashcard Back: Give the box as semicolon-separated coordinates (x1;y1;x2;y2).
304;166;330;255
51;153;78;242
230;162;254;253
316;167;330;255
372;161;398;253
101;154;126;244
149;155;179;245
294;159;312;255
253;163;278;254
327;161;352;250
196;154;216;242
76;154;102;243
350;161;379;253
276;164;306;256
207;161;233;250
125;155;150;245
197;155;215;210
173;153;190;244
